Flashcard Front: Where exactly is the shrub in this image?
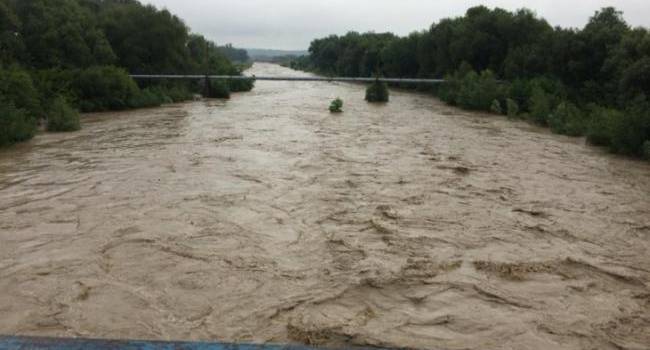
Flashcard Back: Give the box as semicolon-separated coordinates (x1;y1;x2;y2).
128;88;163;109
508;79;532;112
366;80;389;102
0;100;36;146
162;85;193;102
586;107;621;147
438;73;460;105
32;69;76;106
548;102;587;136
490;99;503;114
0;67;40;145
609;98;650;156
329;98;343;113
73;66;139;112
46;96;80;132
528;87;554;125
0;67;42;116
229;78;255;93
456;70;504;111
437;63;472;104
644;141;650;160
506;99;519;118
206;79;230;98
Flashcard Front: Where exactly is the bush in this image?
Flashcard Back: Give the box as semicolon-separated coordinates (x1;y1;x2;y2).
128;88;163;109
644;141;650;160
206;79;230;98
73;66;139;112
366;80;389;102
329;98;343;113
46;96;80;132
0;67;40;146
528;87;555;125
435;62;470;104
32;69;76;106
0;67;42;117
162;85;193;102
438;73;460;105
548;102;587;136
608;98;650;156
229;78;255;93
490;99;503;114
456;70;504;111
0;100;36;146
508;79;532;112
506;98;519;118
586;107;621;147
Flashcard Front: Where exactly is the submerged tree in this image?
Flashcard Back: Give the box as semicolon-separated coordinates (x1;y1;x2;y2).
329;98;343;113
365;80;389;102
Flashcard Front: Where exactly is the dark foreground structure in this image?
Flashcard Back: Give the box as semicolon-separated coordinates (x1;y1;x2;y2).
0;336;385;350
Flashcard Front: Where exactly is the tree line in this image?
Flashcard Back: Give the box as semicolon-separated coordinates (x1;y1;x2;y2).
0;0;253;147
292;7;650;159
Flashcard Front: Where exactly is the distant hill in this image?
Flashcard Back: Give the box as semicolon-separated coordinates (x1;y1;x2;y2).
246;48;308;61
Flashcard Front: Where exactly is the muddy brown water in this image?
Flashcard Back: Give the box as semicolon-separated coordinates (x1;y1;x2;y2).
1;63;650;350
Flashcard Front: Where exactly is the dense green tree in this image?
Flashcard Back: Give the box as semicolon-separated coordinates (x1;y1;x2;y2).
0;0;23;65
0;0;252;147
47;96;80;132
12;0;116;68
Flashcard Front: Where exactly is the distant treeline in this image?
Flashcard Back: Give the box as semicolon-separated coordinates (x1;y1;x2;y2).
0;0;252;147
291;7;650;159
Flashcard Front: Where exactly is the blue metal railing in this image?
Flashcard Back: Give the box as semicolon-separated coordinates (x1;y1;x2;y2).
0;336;386;350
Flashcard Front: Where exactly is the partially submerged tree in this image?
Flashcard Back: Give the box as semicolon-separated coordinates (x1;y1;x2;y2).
329;98;343;113
366;79;389;102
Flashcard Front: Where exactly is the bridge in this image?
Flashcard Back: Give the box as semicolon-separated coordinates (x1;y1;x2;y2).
130;75;445;84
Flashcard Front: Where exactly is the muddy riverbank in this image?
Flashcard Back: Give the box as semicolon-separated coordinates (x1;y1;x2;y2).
1;63;649;350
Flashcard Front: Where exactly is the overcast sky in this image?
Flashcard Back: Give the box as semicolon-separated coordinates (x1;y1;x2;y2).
142;0;650;50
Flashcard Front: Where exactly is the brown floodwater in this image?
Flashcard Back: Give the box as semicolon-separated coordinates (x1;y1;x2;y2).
1;63;649;350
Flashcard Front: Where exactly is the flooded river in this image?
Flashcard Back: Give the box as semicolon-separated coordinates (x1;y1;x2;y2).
1;63;649;350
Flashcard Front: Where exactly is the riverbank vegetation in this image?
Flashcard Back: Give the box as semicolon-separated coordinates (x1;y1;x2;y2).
291;7;650;159
0;0;253;147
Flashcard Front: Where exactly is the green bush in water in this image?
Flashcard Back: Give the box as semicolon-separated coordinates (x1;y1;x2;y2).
437;62;473;105
206;79;230;98
608;98;650;156
508;79;532;112
0;100;36;146
506;98;519;118
128;86;177;109
161;84;194;102
438;73;460;105
456;70;504;111
32;69;76;107
0;67;40;145
586;106;620;147
329;98;343;113
229;78;255;93
490;99;503;114
366;80;389;102
548;102;587;136
46;96;80;132
73;66;139;112
528;87;554;125
0;67;42;117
